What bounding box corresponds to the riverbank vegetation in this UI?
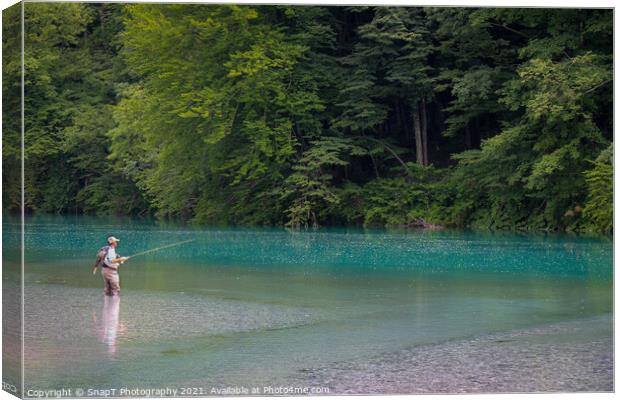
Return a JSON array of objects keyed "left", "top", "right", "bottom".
[{"left": 2, "top": 4, "right": 613, "bottom": 233}]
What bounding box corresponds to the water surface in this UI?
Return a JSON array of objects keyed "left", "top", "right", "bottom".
[{"left": 3, "top": 215, "right": 613, "bottom": 394}]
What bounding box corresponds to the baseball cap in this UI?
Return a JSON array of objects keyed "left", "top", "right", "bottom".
[{"left": 107, "top": 236, "right": 121, "bottom": 243}]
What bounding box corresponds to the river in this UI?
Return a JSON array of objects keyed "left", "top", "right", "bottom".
[{"left": 2, "top": 215, "right": 613, "bottom": 395}]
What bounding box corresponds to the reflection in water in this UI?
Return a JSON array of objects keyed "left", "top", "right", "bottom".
[{"left": 98, "top": 296, "right": 121, "bottom": 356}]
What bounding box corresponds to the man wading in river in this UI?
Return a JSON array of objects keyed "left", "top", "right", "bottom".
[{"left": 95, "top": 236, "right": 128, "bottom": 296}]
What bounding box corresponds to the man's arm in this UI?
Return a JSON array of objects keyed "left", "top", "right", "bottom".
[{"left": 103, "top": 250, "right": 127, "bottom": 268}]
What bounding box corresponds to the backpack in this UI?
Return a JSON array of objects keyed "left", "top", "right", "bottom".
[{"left": 94, "top": 245, "right": 110, "bottom": 269}]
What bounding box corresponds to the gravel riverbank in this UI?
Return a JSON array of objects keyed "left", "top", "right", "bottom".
[{"left": 287, "top": 314, "right": 613, "bottom": 394}]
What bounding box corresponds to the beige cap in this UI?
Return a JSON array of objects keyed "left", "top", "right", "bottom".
[{"left": 107, "top": 236, "right": 121, "bottom": 244}]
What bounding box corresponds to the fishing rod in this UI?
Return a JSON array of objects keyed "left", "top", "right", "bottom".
[
  {"left": 93, "top": 239, "right": 195, "bottom": 275},
  {"left": 124, "top": 239, "right": 196, "bottom": 260}
]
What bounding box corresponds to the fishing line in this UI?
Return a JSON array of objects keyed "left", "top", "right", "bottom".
[{"left": 125, "top": 239, "right": 195, "bottom": 259}]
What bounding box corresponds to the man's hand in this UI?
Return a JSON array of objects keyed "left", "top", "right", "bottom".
[
  {"left": 92, "top": 267, "right": 98, "bottom": 275},
  {"left": 119, "top": 257, "right": 129, "bottom": 264}
]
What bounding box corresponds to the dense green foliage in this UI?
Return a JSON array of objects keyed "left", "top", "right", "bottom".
[
  {"left": 3, "top": 3, "right": 147, "bottom": 215},
  {"left": 3, "top": 4, "right": 613, "bottom": 233}
]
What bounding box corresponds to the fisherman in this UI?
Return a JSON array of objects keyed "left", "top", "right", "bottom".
[{"left": 101, "top": 236, "right": 128, "bottom": 296}]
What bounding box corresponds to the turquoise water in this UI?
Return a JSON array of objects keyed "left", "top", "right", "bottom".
[{"left": 3, "top": 215, "right": 613, "bottom": 394}]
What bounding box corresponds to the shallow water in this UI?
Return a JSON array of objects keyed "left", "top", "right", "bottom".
[{"left": 3, "top": 215, "right": 613, "bottom": 394}]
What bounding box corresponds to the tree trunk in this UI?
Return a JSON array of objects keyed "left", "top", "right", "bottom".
[
  {"left": 369, "top": 153, "right": 380, "bottom": 178},
  {"left": 413, "top": 101, "right": 424, "bottom": 166},
  {"left": 421, "top": 98, "right": 428, "bottom": 166},
  {"left": 413, "top": 100, "right": 429, "bottom": 166},
  {"left": 465, "top": 122, "right": 472, "bottom": 149}
]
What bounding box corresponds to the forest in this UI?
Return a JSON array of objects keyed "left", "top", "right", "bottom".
[{"left": 2, "top": 3, "right": 613, "bottom": 233}]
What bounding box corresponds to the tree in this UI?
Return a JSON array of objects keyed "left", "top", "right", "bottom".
[
  {"left": 334, "top": 7, "right": 435, "bottom": 166},
  {"left": 448, "top": 9, "right": 612, "bottom": 230},
  {"left": 5, "top": 5, "right": 612, "bottom": 233},
  {"left": 583, "top": 144, "right": 613, "bottom": 233}
]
